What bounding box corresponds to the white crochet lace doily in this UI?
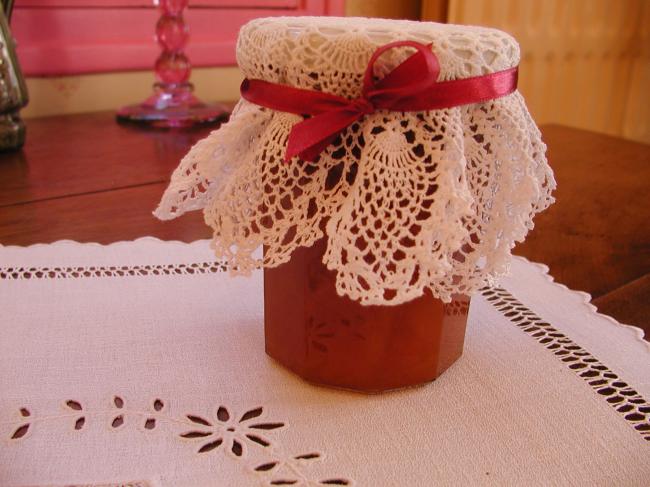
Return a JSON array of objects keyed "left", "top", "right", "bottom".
[{"left": 155, "top": 16, "right": 556, "bottom": 305}]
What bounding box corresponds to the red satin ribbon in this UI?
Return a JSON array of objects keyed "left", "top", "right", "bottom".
[{"left": 240, "top": 40, "right": 518, "bottom": 162}]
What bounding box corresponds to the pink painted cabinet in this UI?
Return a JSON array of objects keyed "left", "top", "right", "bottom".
[{"left": 12, "top": 0, "right": 345, "bottom": 75}]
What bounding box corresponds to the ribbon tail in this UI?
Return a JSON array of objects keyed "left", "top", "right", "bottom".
[
  {"left": 285, "top": 109, "right": 364, "bottom": 162},
  {"left": 295, "top": 135, "right": 340, "bottom": 163}
]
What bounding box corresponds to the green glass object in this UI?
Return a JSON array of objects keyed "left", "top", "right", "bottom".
[{"left": 0, "top": 0, "right": 28, "bottom": 151}]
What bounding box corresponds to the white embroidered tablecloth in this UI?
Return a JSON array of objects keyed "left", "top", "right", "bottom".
[{"left": 0, "top": 238, "right": 648, "bottom": 487}]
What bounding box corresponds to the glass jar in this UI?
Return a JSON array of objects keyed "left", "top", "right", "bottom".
[{"left": 264, "top": 238, "right": 470, "bottom": 393}]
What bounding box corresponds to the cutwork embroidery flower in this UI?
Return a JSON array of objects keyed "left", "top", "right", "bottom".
[
  {"left": 255, "top": 451, "right": 352, "bottom": 486},
  {"left": 180, "top": 405, "right": 284, "bottom": 457},
  {"left": 5, "top": 398, "right": 353, "bottom": 484}
]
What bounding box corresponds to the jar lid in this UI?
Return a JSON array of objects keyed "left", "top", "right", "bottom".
[
  {"left": 156, "top": 17, "right": 556, "bottom": 306},
  {"left": 236, "top": 16, "right": 520, "bottom": 97}
]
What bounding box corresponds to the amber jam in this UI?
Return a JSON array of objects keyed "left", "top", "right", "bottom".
[{"left": 264, "top": 238, "right": 470, "bottom": 393}]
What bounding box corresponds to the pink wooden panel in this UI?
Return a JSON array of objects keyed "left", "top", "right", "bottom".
[
  {"left": 12, "top": 0, "right": 345, "bottom": 76},
  {"left": 17, "top": 0, "right": 300, "bottom": 7}
]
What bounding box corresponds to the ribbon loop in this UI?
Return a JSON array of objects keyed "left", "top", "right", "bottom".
[
  {"left": 240, "top": 41, "right": 518, "bottom": 162},
  {"left": 363, "top": 41, "right": 440, "bottom": 101}
]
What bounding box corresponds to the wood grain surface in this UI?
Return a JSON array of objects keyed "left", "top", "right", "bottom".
[
  {"left": 0, "top": 112, "right": 648, "bottom": 335},
  {"left": 514, "top": 124, "right": 650, "bottom": 311}
]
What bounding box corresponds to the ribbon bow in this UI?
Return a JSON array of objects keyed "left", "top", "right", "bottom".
[{"left": 240, "top": 40, "right": 518, "bottom": 162}]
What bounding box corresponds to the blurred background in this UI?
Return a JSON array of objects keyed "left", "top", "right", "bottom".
[{"left": 12, "top": 0, "right": 650, "bottom": 144}]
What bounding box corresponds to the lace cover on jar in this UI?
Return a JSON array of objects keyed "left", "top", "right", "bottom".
[{"left": 155, "top": 17, "right": 556, "bottom": 305}]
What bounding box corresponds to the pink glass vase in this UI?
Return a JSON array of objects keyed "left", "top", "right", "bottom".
[{"left": 117, "top": 0, "right": 227, "bottom": 128}]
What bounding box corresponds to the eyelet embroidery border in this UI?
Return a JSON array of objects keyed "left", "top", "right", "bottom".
[
  {"left": 481, "top": 287, "right": 650, "bottom": 442},
  {"left": 33, "top": 482, "right": 153, "bottom": 487},
  {"left": 0, "top": 261, "right": 228, "bottom": 280},
  {"left": 1, "top": 261, "right": 646, "bottom": 456},
  {"left": 3, "top": 398, "right": 352, "bottom": 486}
]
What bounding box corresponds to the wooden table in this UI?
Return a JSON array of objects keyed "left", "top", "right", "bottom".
[{"left": 1, "top": 113, "right": 648, "bottom": 335}]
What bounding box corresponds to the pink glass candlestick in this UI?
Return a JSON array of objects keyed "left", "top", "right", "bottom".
[{"left": 117, "top": 0, "right": 227, "bottom": 128}]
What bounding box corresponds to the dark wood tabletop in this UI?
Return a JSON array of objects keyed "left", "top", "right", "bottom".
[{"left": 0, "top": 112, "right": 648, "bottom": 335}]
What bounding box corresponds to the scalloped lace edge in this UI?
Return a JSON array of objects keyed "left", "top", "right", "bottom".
[
  {"left": 0, "top": 236, "right": 212, "bottom": 251},
  {"left": 510, "top": 255, "right": 649, "bottom": 350}
]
